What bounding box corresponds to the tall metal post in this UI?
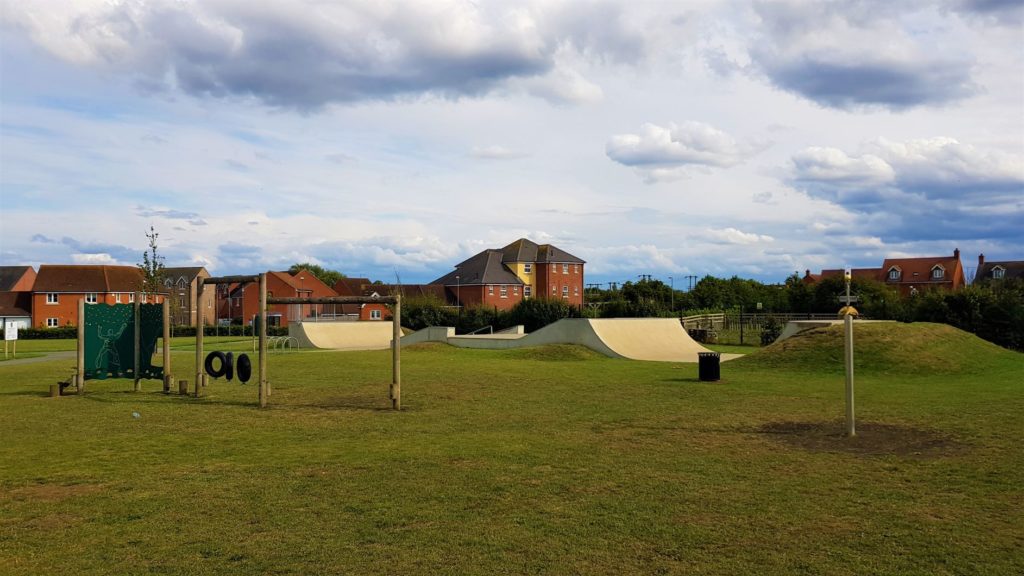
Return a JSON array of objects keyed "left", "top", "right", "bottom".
[
  {"left": 844, "top": 271, "right": 856, "bottom": 437},
  {"left": 258, "top": 272, "right": 268, "bottom": 408}
]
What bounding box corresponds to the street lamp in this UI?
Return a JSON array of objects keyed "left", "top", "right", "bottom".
[
  {"left": 669, "top": 276, "right": 674, "bottom": 312},
  {"left": 455, "top": 275, "right": 460, "bottom": 314}
]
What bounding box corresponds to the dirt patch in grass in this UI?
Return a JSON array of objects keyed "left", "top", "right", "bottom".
[
  {"left": 5, "top": 482, "right": 105, "bottom": 502},
  {"left": 507, "top": 344, "right": 604, "bottom": 361},
  {"left": 757, "top": 421, "right": 965, "bottom": 457}
]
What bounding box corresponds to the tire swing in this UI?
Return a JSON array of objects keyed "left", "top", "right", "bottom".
[
  {"left": 236, "top": 354, "right": 252, "bottom": 384},
  {"left": 204, "top": 351, "right": 234, "bottom": 380}
]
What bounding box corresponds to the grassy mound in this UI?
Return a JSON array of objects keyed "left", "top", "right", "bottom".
[
  {"left": 736, "top": 322, "right": 1022, "bottom": 376},
  {"left": 505, "top": 344, "right": 605, "bottom": 361}
]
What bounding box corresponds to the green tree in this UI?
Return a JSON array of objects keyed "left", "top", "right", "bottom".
[
  {"left": 288, "top": 263, "right": 345, "bottom": 287},
  {"left": 138, "top": 226, "right": 166, "bottom": 298}
]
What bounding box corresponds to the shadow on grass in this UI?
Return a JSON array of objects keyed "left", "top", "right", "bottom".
[{"left": 754, "top": 420, "right": 968, "bottom": 458}]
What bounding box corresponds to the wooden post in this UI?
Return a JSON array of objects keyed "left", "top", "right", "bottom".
[
  {"left": 77, "top": 298, "right": 86, "bottom": 394},
  {"left": 179, "top": 379, "right": 188, "bottom": 395},
  {"left": 49, "top": 384, "right": 59, "bottom": 397},
  {"left": 195, "top": 281, "right": 204, "bottom": 398},
  {"left": 258, "top": 272, "right": 268, "bottom": 408},
  {"left": 162, "top": 299, "right": 171, "bottom": 392},
  {"left": 133, "top": 294, "right": 141, "bottom": 391},
  {"left": 844, "top": 312, "right": 856, "bottom": 437},
  {"left": 392, "top": 294, "right": 401, "bottom": 410}
]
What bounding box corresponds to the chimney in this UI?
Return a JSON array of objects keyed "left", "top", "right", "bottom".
[
  {"left": 978, "top": 253, "right": 985, "bottom": 269},
  {"left": 954, "top": 247, "right": 960, "bottom": 260}
]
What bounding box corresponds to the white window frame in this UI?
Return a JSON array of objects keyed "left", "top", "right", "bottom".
[
  {"left": 993, "top": 266, "right": 1005, "bottom": 279},
  {"left": 141, "top": 294, "right": 148, "bottom": 303},
  {"left": 551, "top": 264, "right": 557, "bottom": 273},
  {"left": 513, "top": 285, "right": 519, "bottom": 295},
  {"left": 524, "top": 286, "right": 532, "bottom": 298},
  {"left": 47, "top": 318, "right": 58, "bottom": 328},
  {"left": 931, "top": 266, "right": 944, "bottom": 279},
  {"left": 85, "top": 293, "right": 97, "bottom": 304},
  {"left": 488, "top": 285, "right": 494, "bottom": 295},
  {"left": 370, "top": 309, "right": 382, "bottom": 320},
  {"left": 574, "top": 285, "right": 579, "bottom": 295},
  {"left": 562, "top": 285, "right": 569, "bottom": 298},
  {"left": 46, "top": 293, "right": 58, "bottom": 304},
  {"left": 574, "top": 264, "right": 579, "bottom": 273},
  {"left": 129, "top": 293, "right": 135, "bottom": 303},
  {"left": 888, "top": 267, "right": 900, "bottom": 281},
  {"left": 552, "top": 285, "right": 557, "bottom": 294},
  {"left": 524, "top": 263, "right": 532, "bottom": 274},
  {"left": 562, "top": 263, "right": 569, "bottom": 274},
  {"left": 115, "top": 293, "right": 122, "bottom": 303},
  {"left": 500, "top": 285, "right": 508, "bottom": 298}
]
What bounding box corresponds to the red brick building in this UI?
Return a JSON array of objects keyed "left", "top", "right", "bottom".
[
  {"left": 803, "top": 248, "right": 967, "bottom": 296},
  {"left": 31, "top": 265, "right": 165, "bottom": 328},
  {"left": 224, "top": 269, "right": 338, "bottom": 327},
  {"left": 432, "top": 238, "right": 586, "bottom": 311}
]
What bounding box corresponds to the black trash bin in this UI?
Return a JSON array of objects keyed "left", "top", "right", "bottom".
[{"left": 697, "top": 352, "right": 721, "bottom": 381}]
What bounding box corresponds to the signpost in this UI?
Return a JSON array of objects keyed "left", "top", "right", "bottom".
[
  {"left": 3, "top": 321, "right": 17, "bottom": 359},
  {"left": 842, "top": 269, "right": 855, "bottom": 437}
]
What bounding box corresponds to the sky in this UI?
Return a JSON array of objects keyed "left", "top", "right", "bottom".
[{"left": 1, "top": 0, "right": 1022, "bottom": 287}]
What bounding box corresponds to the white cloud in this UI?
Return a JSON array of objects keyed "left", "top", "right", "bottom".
[
  {"left": 704, "top": 227, "right": 774, "bottom": 245},
  {"left": 606, "top": 121, "right": 763, "bottom": 183},
  {"left": 469, "top": 145, "right": 529, "bottom": 160}
]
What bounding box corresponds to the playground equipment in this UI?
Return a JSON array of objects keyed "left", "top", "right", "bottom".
[
  {"left": 195, "top": 273, "right": 403, "bottom": 409},
  {"left": 72, "top": 296, "right": 172, "bottom": 394}
]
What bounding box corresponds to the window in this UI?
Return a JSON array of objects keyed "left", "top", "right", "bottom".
[
  {"left": 47, "top": 318, "right": 58, "bottom": 327},
  {"left": 525, "top": 286, "right": 531, "bottom": 298},
  {"left": 563, "top": 263, "right": 569, "bottom": 274},
  {"left": 574, "top": 264, "right": 579, "bottom": 273},
  {"left": 888, "top": 268, "right": 900, "bottom": 281},
  {"left": 179, "top": 297, "right": 186, "bottom": 307},
  {"left": 46, "top": 293, "right": 58, "bottom": 304},
  {"left": 552, "top": 264, "right": 557, "bottom": 273},
  {"left": 524, "top": 263, "right": 532, "bottom": 274},
  {"left": 993, "top": 267, "right": 1005, "bottom": 279},
  {"left": 574, "top": 285, "right": 579, "bottom": 295},
  {"left": 129, "top": 293, "right": 135, "bottom": 303},
  {"left": 500, "top": 285, "right": 508, "bottom": 298},
  {"left": 85, "top": 293, "right": 97, "bottom": 304},
  {"left": 141, "top": 294, "right": 148, "bottom": 303},
  {"left": 370, "top": 309, "right": 382, "bottom": 320},
  {"left": 562, "top": 285, "right": 568, "bottom": 298},
  {"left": 931, "top": 266, "right": 944, "bottom": 279},
  {"left": 552, "top": 285, "right": 557, "bottom": 294},
  {"left": 115, "top": 293, "right": 122, "bottom": 303},
  {"left": 488, "top": 285, "right": 494, "bottom": 295},
  {"left": 164, "top": 279, "right": 172, "bottom": 287}
]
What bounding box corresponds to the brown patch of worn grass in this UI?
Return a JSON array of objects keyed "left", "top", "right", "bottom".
[{"left": 757, "top": 421, "right": 966, "bottom": 457}]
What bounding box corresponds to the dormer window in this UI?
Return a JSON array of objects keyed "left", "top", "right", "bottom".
[
  {"left": 992, "top": 266, "right": 1005, "bottom": 279},
  {"left": 887, "top": 267, "right": 901, "bottom": 281},
  {"left": 164, "top": 279, "right": 172, "bottom": 287},
  {"left": 931, "top": 266, "right": 945, "bottom": 280}
]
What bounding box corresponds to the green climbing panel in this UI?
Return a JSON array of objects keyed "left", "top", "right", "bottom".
[{"left": 83, "top": 304, "right": 164, "bottom": 381}]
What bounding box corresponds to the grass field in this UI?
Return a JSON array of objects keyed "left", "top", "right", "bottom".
[{"left": 0, "top": 323, "right": 1021, "bottom": 575}]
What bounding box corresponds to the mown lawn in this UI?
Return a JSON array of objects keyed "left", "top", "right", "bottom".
[{"left": 0, "top": 324, "right": 1021, "bottom": 575}]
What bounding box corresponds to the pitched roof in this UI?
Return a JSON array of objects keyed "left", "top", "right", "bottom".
[
  {"left": 818, "top": 268, "right": 883, "bottom": 282},
  {"left": 976, "top": 260, "right": 1024, "bottom": 281},
  {"left": 881, "top": 253, "right": 962, "bottom": 284},
  {"left": 163, "top": 267, "right": 207, "bottom": 282},
  {"left": 433, "top": 250, "right": 523, "bottom": 286},
  {"left": 0, "top": 291, "right": 31, "bottom": 317},
  {"left": 334, "top": 277, "right": 372, "bottom": 296},
  {"left": 501, "top": 238, "right": 540, "bottom": 262},
  {"left": 537, "top": 243, "right": 585, "bottom": 264},
  {"left": 34, "top": 265, "right": 145, "bottom": 293},
  {"left": 0, "top": 267, "right": 34, "bottom": 291}
]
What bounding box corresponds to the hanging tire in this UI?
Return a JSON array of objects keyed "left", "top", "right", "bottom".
[
  {"left": 204, "top": 351, "right": 227, "bottom": 379},
  {"left": 224, "top": 352, "right": 234, "bottom": 381},
  {"left": 236, "top": 354, "right": 252, "bottom": 383}
]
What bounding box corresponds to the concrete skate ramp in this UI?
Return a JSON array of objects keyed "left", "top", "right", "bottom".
[
  {"left": 776, "top": 319, "right": 896, "bottom": 343},
  {"left": 289, "top": 321, "right": 394, "bottom": 351},
  {"left": 404, "top": 318, "right": 722, "bottom": 362}
]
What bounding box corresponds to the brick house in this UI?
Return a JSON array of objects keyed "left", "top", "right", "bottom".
[
  {"left": 31, "top": 265, "right": 165, "bottom": 328},
  {"left": 803, "top": 249, "right": 966, "bottom": 297},
  {"left": 0, "top": 266, "right": 37, "bottom": 292},
  {"left": 162, "top": 267, "right": 215, "bottom": 326},
  {"left": 974, "top": 254, "right": 1024, "bottom": 284},
  {"left": 225, "top": 270, "right": 338, "bottom": 327},
  {"left": 432, "top": 238, "right": 586, "bottom": 311}
]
